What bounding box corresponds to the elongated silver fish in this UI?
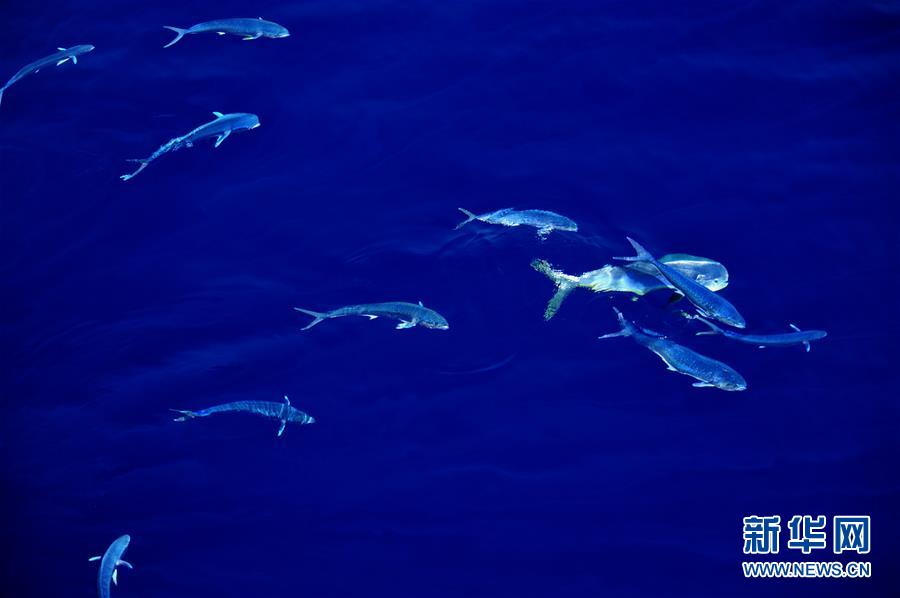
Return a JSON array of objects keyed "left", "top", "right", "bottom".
[
  {"left": 689, "top": 314, "right": 826, "bottom": 352},
  {"left": 455, "top": 207, "right": 577, "bottom": 238},
  {"left": 89, "top": 534, "right": 133, "bottom": 598},
  {"left": 120, "top": 111, "right": 260, "bottom": 181},
  {"left": 0, "top": 45, "right": 94, "bottom": 109},
  {"left": 294, "top": 301, "right": 449, "bottom": 331},
  {"left": 599, "top": 307, "right": 746, "bottom": 391},
  {"left": 163, "top": 17, "right": 290, "bottom": 48},
  {"left": 615, "top": 237, "right": 746, "bottom": 328},
  {"left": 172, "top": 395, "right": 315, "bottom": 437},
  {"left": 532, "top": 254, "right": 728, "bottom": 320}
]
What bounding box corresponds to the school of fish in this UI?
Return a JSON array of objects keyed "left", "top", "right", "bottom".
[{"left": 1, "top": 12, "right": 827, "bottom": 598}]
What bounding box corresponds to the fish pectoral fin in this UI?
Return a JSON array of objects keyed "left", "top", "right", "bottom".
[
  {"left": 692, "top": 382, "right": 714, "bottom": 388},
  {"left": 758, "top": 345, "right": 765, "bottom": 349},
  {"left": 243, "top": 34, "right": 262, "bottom": 40},
  {"left": 112, "top": 569, "right": 118, "bottom": 585},
  {"left": 213, "top": 111, "right": 224, "bottom": 118},
  {"left": 57, "top": 47, "right": 67, "bottom": 51},
  {"left": 88, "top": 556, "right": 102, "bottom": 562},
  {"left": 789, "top": 323, "right": 801, "bottom": 332},
  {"left": 117, "top": 559, "right": 133, "bottom": 569},
  {"left": 364, "top": 315, "right": 378, "bottom": 320},
  {"left": 277, "top": 420, "right": 287, "bottom": 437},
  {"left": 72, "top": 55, "right": 77, "bottom": 65},
  {"left": 396, "top": 320, "right": 416, "bottom": 330},
  {"left": 217, "top": 32, "right": 226, "bottom": 35},
  {"left": 214, "top": 130, "right": 231, "bottom": 148},
  {"left": 804, "top": 341, "right": 810, "bottom": 353},
  {"left": 56, "top": 58, "right": 70, "bottom": 66}
]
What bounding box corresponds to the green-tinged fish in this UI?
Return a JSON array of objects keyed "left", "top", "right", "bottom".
[
  {"left": 0, "top": 45, "right": 95, "bottom": 109},
  {"left": 120, "top": 111, "right": 260, "bottom": 181},
  {"left": 455, "top": 207, "right": 577, "bottom": 238},
  {"left": 688, "top": 314, "right": 826, "bottom": 352},
  {"left": 89, "top": 535, "right": 132, "bottom": 598},
  {"left": 163, "top": 18, "right": 290, "bottom": 48},
  {"left": 531, "top": 254, "right": 728, "bottom": 320},
  {"left": 294, "top": 301, "right": 449, "bottom": 331},
  {"left": 615, "top": 237, "right": 747, "bottom": 328},
  {"left": 599, "top": 307, "right": 747, "bottom": 391},
  {"left": 172, "top": 395, "right": 315, "bottom": 437}
]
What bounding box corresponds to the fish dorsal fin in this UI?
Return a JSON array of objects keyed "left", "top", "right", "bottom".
[
  {"left": 57, "top": 47, "right": 67, "bottom": 51},
  {"left": 641, "top": 327, "right": 665, "bottom": 338},
  {"left": 418, "top": 300, "right": 424, "bottom": 307},
  {"left": 259, "top": 16, "right": 263, "bottom": 20},
  {"left": 112, "top": 569, "right": 118, "bottom": 585},
  {"left": 789, "top": 323, "right": 801, "bottom": 332},
  {"left": 213, "top": 111, "right": 224, "bottom": 118},
  {"left": 283, "top": 395, "right": 290, "bottom": 406},
  {"left": 493, "top": 208, "right": 515, "bottom": 216}
]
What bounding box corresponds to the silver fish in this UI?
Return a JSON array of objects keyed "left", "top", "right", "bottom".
[
  {"left": 615, "top": 237, "right": 746, "bottom": 328},
  {"left": 172, "top": 395, "right": 315, "bottom": 437},
  {"left": 532, "top": 253, "right": 728, "bottom": 320},
  {"left": 120, "top": 111, "right": 260, "bottom": 181},
  {"left": 599, "top": 307, "right": 747, "bottom": 391},
  {"left": 89, "top": 534, "right": 133, "bottom": 598},
  {"left": 0, "top": 45, "right": 95, "bottom": 109},
  {"left": 689, "top": 314, "right": 826, "bottom": 352},
  {"left": 294, "top": 301, "right": 449, "bottom": 331},
  {"left": 455, "top": 207, "right": 577, "bottom": 238},
  {"left": 163, "top": 17, "right": 290, "bottom": 48}
]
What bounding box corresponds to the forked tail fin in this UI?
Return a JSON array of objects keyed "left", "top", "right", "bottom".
[
  {"left": 614, "top": 237, "right": 656, "bottom": 263},
  {"left": 163, "top": 26, "right": 189, "bottom": 48},
  {"left": 120, "top": 159, "right": 149, "bottom": 182},
  {"left": 454, "top": 208, "right": 478, "bottom": 230},
  {"left": 531, "top": 259, "right": 579, "bottom": 321},
  {"left": 170, "top": 409, "right": 199, "bottom": 422},
  {"left": 294, "top": 307, "right": 328, "bottom": 330},
  {"left": 598, "top": 307, "right": 637, "bottom": 340}
]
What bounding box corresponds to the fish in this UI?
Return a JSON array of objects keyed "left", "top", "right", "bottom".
[
  {"left": 598, "top": 307, "right": 747, "bottom": 391},
  {"left": 615, "top": 237, "right": 746, "bottom": 328},
  {"left": 172, "top": 395, "right": 315, "bottom": 437},
  {"left": 294, "top": 301, "right": 449, "bottom": 331},
  {"left": 120, "top": 111, "right": 260, "bottom": 181},
  {"left": 0, "top": 45, "right": 95, "bottom": 109},
  {"left": 89, "top": 534, "right": 133, "bottom": 598},
  {"left": 455, "top": 208, "right": 577, "bottom": 238},
  {"left": 532, "top": 253, "right": 729, "bottom": 320},
  {"left": 688, "top": 314, "right": 826, "bottom": 352},
  {"left": 163, "top": 17, "right": 290, "bottom": 48}
]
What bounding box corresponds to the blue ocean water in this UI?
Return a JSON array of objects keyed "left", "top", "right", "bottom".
[{"left": 2, "top": 1, "right": 898, "bottom": 596}]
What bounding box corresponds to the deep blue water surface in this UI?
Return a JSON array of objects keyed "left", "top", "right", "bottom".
[{"left": 2, "top": 1, "right": 898, "bottom": 596}]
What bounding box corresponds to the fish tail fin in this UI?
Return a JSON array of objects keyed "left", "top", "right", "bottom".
[
  {"left": 163, "top": 26, "right": 188, "bottom": 48},
  {"left": 170, "top": 408, "right": 199, "bottom": 422},
  {"left": 531, "top": 259, "right": 578, "bottom": 320},
  {"left": 454, "top": 208, "right": 478, "bottom": 230},
  {"left": 598, "top": 307, "right": 636, "bottom": 340},
  {"left": 120, "top": 159, "right": 149, "bottom": 182},
  {"left": 691, "top": 314, "right": 723, "bottom": 336},
  {"left": 294, "top": 307, "right": 328, "bottom": 330},
  {"left": 0, "top": 86, "right": 5, "bottom": 109},
  {"left": 614, "top": 237, "right": 655, "bottom": 263}
]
